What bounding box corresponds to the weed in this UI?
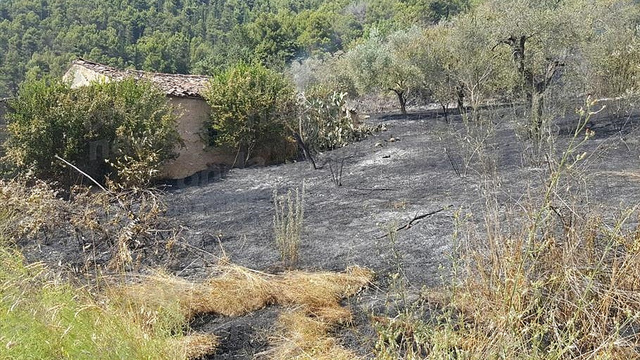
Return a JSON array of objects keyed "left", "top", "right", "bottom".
[
  {"left": 273, "top": 184, "right": 305, "bottom": 269},
  {"left": 329, "top": 157, "right": 346, "bottom": 186}
]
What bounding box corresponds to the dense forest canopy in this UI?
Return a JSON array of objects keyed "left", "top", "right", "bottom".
[{"left": 0, "top": 0, "right": 470, "bottom": 98}]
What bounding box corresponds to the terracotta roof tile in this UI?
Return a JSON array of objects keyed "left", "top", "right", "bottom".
[{"left": 71, "top": 59, "right": 209, "bottom": 98}]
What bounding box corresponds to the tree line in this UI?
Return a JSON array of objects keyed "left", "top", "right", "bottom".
[
  {"left": 294, "top": 0, "right": 640, "bottom": 141},
  {"left": 0, "top": 0, "right": 469, "bottom": 97}
]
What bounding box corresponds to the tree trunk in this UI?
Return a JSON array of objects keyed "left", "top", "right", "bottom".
[
  {"left": 498, "top": 35, "right": 563, "bottom": 141},
  {"left": 391, "top": 89, "right": 407, "bottom": 115},
  {"left": 292, "top": 131, "right": 316, "bottom": 170},
  {"left": 530, "top": 91, "right": 544, "bottom": 141},
  {"left": 441, "top": 103, "right": 449, "bottom": 123},
  {"left": 456, "top": 84, "right": 465, "bottom": 115}
]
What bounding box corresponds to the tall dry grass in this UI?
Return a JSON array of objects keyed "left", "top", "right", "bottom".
[
  {"left": 374, "top": 98, "right": 640, "bottom": 359},
  {"left": 273, "top": 185, "right": 305, "bottom": 268}
]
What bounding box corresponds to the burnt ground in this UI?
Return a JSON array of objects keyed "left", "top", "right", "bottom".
[
  {"left": 18, "top": 102, "right": 640, "bottom": 359},
  {"left": 159, "top": 103, "right": 640, "bottom": 358}
]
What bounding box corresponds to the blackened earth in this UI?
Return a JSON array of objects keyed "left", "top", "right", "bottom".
[{"left": 21, "top": 104, "right": 640, "bottom": 358}]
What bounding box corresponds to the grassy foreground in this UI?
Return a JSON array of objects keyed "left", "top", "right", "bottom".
[
  {"left": 0, "top": 242, "right": 373, "bottom": 359},
  {"left": 0, "top": 180, "right": 376, "bottom": 359},
  {"left": 0, "top": 245, "right": 194, "bottom": 359}
]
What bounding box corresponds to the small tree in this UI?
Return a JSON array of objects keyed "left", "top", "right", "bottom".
[
  {"left": 426, "top": 16, "right": 514, "bottom": 123},
  {"left": 4, "top": 77, "right": 181, "bottom": 187},
  {"left": 346, "top": 27, "right": 426, "bottom": 114},
  {"left": 204, "top": 62, "right": 298, "bottom": 165}
]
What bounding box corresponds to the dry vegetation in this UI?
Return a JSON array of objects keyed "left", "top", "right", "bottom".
[
  {"left": 373, "top": 208, "right": 640, "bottom": 359},
  {"left": 0, "top": 178, "right": 179, "bottom": 271},
  {"left": 371, "top": 101, "right": 640, "bottom": 359},
  {"left": 116, "top": 263, "right": 373, "bottom": 358},
  {"left": 273, "top": 185, "right": 305, "bottom": 269},
  {"left": 0, "top": 177, "right": 374, "bottom": 359}
]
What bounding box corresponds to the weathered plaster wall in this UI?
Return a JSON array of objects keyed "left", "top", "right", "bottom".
[{"left": 161, "top": 97, "right": 235, "bottom": 179}]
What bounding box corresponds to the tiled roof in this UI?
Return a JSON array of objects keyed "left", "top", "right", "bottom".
[{"left": 71, "top": 59, "right": 209, "bottom": 98}]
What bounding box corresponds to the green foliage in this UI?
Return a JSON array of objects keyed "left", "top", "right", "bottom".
[
  {"left": 299, "top": 89, "right": 369, "bottom": 152},
  {"left": 345, "top": 26, "right": 428, "bottom": 113},
  {"left": 0, "top": 245, "right": 187, "bottom": 359},
  {"left": 394, "top": 0, "right": 471, "bottom": 25},
  {"left": 205, "top": 62, "right": 298, "bottom": 164},
  {"left": 247, "top": 12, "right": 302, "bottom": 69},
  {"left": 0, "top": 0, "right": 441, "bottom": 98},
  {"left": 4, "top": 77, "right": 180, "bottom": 187}
]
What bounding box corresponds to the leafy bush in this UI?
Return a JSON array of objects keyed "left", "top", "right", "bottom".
[
  {"left": 3, "top": 77, "right": 181, "bottom": 187},
  {"left": 204, "top": 62, "right": 298, "bottom": 165}
]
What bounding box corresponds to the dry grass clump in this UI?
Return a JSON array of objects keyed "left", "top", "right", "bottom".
[
  {"left": 266, "top": 267, "right": 373, "bottom": 359},
  {"left": 0, "top": 179, "right": 64, "bottom": 238},
  {"left": 170, "top": 333, "right": 220, "bottom": 359},
  {"left": 269, "top": 310, "right": 361, "bottom": 360},
  {"left": 374, "top": 210, "right": 640, "bottom": 359},
  {"left": 115, "top": 265, "right": 373, "bottom": 320},
  {"left": 114, "top": 264, "right": 373, "bottom": 359}
]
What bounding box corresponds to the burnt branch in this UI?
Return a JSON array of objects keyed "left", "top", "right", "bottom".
[{"left": 377, "top": 205, "right": 452, "bottom": 239}]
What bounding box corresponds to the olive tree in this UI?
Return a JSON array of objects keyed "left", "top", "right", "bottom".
[
  {"left": 422, "top": 18, "right": 513, "bottom": 123},
  {"left": 345, "top": 27, "right": 426, "bottom": 114},
  {"left": 577, "top": 0, "right": 640, "bottom": 117},
  {"left": 464, "top": 0, "right": 583, "bottom": 139}
]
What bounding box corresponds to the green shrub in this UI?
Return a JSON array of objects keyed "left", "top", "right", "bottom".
[
  {"left": 3, "top": 77, "right": 181, "bottom": 188},
  {"left": 204, "top": 62, "right": 298, "bottom": 165}
]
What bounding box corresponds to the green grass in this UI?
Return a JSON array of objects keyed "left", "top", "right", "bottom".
[
  {"left": 0, "top": 198, "right": 195, "bottom": 360},
  {"left": 0, "top": 245, "right": 190, "bottom": 359}
]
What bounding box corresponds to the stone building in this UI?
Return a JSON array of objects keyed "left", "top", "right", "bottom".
[{"left": 64, "top": 59, "right": 234, "bottom": 180}]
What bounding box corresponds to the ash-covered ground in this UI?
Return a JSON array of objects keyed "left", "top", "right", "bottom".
[{"left": 20, "top": 104, "right": 640, "bottom": 358}]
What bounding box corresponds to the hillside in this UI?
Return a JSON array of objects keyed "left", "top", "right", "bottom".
[
  {"left": 13, "top": 103, "right": 640, "bottom": 358},
  {"left": 0, "top": 0, "right": 467, "bottom": 97},
  {"left": 3, "top": 0, "right": 640, "bottom": 358}
]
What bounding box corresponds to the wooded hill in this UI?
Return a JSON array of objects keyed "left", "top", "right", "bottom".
[{"left": 0, "top": 0, "right": 469, "bottom": 97}]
